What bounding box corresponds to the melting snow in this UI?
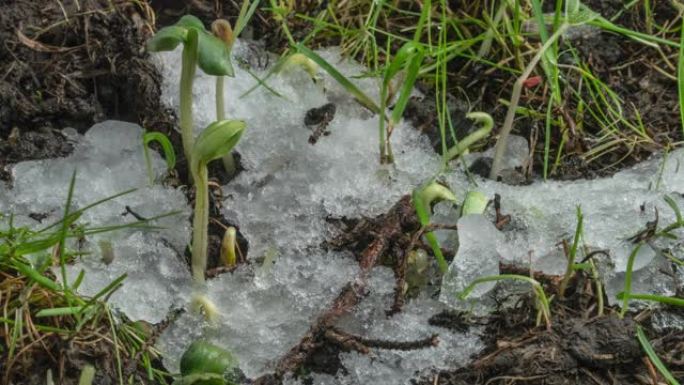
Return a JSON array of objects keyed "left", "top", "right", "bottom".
[{"left": 1, "top": 37, "right": 683, "bottom": 384}]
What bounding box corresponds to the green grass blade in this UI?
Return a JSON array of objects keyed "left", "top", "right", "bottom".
[
  {"left": 636, "top": 326, "right": 681, "bottom": 385},
  {"left": 389, "top": 44, "right": 425, "bottom": 126},
  {"left": 679, "top": 16, "right": 684, "bottom": 138},
  {"left": 617, "top": 293, "right": 684, "bottom": 308},
  {"left": 234, "top": 0, "right": 261, "bottom": 38},
  {"left": 530, "top": 0, "right": 560, "bottom": 104},
  {"left": 620, "top": 242, "right": 643, "bottom": 317},
  {"left": 144, "top": 132, "right": 176, "bottom": 171},
  {"left": 10, "top": 260, "right": 60, "bottom": 291},
  {"left": 296, "top": 44, "right": 380, "bottom": 113},
  {"left": 664, "top": 195, "right": 683, "bottom": 224},
  {"left": 36, "top": 306, "right": 85, "bottom": 318}
]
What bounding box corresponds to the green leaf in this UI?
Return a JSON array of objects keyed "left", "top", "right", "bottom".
[
  {"left": 192, "top": 120, "right": 245, "bottom": 168},
  {"left": 36, "top": 306, "right": 84, "bottom": 318},
  {"left": 234, "top": 0, "right": 261, "bottom": 38},
  {"left": 147, "top": 15, "right": 234, "bottom": 77},
  {"left": 147, "top": 26, "right": 187, "bottom": 52},
  {"left": 176, "top": 15, "right": 206, "bottom": 30},
  {"left": 179, "top": 340, "right": 238, "bottom": 385},
  {"left": 197, "top": 32, "right": 235, "bottom": 77}
]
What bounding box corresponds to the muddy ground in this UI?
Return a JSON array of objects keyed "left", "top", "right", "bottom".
[{"left": 1, "top": 0, "right": 683, "bottom": 384}]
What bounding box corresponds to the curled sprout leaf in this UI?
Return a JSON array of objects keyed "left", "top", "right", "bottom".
[
  {"left": 143, "top": 131, "right": 176, "bottom": 184},
  {"left": 147, "top": 15, "right": 234, "bottom": 77},
  {"left": 444, "top": 112, "right": 493, "bottom": 164},
  {"left": 211, "top": 19, "right": 235, "bottom": 48},
  {"left": 413, "top": 181, "right": 457, "bottom": 225},
  {"left": 412, "top": 180, "right": 457, "bottom": 273}
]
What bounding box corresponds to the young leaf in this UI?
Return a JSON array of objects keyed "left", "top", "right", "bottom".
[
  {"left": 147, "top": 26, "right": 188, "bottom": 52},
  {"left": 197, "top": 31, "right": 234, "bottom": 76},
  {"left": 192, "top": 120, "right": 246, "bottom": 167},
  {"left": 175, "top": 15, "right": 204, "bottom": 29}
]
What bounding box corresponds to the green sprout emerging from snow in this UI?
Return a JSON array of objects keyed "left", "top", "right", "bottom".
[
  {"left": 459, "top": 274, "right": 552, "bottom": 329},
  {"left": 412, "top": 180, "right": 457, "bottom": 273},
  {"left": 189, "top": 120, "right": 244, "bottom": 321},
  {"left": 147, "top": 15, "right": 235, "bottom": 170},
  {"left": 221, "top": 226, "right": 238, "bottom": 267}
]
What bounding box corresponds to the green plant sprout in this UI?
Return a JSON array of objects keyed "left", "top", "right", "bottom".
[
  {"left": 189, "top": 120, "right": 245, "bottom": 319},
  {"left": 458, "top": 274, "right": 552, "bottom": 329},
  {"left": 212, "top": 1, "right": 260, "bottom": 176},
  {"left": 221, "top": 226, "right": 238, "bottom": 267},
  {"left": 379, "top": 40, "right": 425, "bottom": 164},
  {"left": 212, "top": 19, "right": 239, "bottom": 178},
  {"left": 636, "top": 326, "right": 681, "bottom": 385},
  {"left": 559, "top": 206, "right": 583, "bottom": 297},
  {"left": 178, "top": 340, "right": 239, "bottom": 385},
  {"left": 142, "top": 131, "right": 176, "bottom": 185},
  {"left": 412, "top": 180, "right": 457, "bottom": 273},
  {"left": 459, "top": 191, "right": 487, "bottom": 217},
  {"left": 442, "top": 112, "right": 494, "bottom": 166},
  {"left": 147, "top": 15, "right": 235, "bottom": 170}
]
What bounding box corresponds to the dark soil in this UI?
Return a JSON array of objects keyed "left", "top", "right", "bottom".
[{"left": 420, "top": 312, "right": 656, "bottom": 385}]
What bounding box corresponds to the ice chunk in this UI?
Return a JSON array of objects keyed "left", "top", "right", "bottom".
[
  {"left": 157, "top": 251, "right": 359, "bottom": 378},
  {"left": 2, "top": 121, "right": 191, "bottom": 324},
  {"left": 465, "top": 134, "right": 529, "bottom": 171},
  {"left": 440, "top": 215, "right": 502, "bottom": 309}
]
